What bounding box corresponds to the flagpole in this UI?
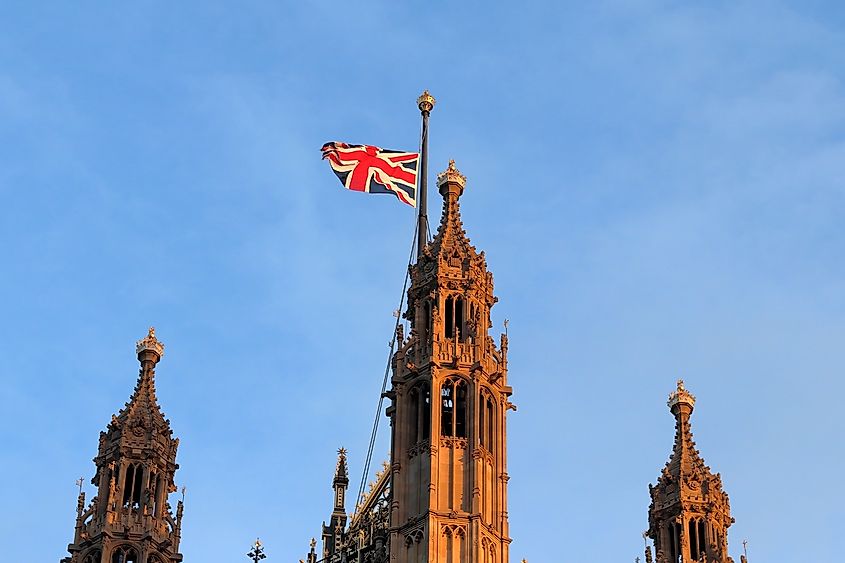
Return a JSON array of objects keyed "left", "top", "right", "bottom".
[{"left": 416, "top": 91, "right": 435, "bottom": 258}]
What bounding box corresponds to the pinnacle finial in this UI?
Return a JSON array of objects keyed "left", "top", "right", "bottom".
[
  {"left": 334, "top": 447, "right": 349, "bottom": 483},
  {"left": 136, "top": 326, "right": 164, "bottom": 359},
  {"left": 667, "top": 379, "right": 695, "bottom": 411},
  {"left": 417, "top": 90, "right": 435, "bottom": 113},
  {"left": 437, "top": 159, "right": 467, "bottom": 190}
]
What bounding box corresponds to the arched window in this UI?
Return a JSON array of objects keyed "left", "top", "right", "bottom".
[
  {"left": 441, "top": 379, "right": 467, "bottom": 438},
  {"left": 668, "top": 521, "right": 682, "bottom": 562},
  {"left": 689, "top": 519, "right": 698, "bottom": 560},
  {"left": 82, "top": 549, "right": 102, "bottom": 563},
  {"left": 455, "top": 381, "right": 467, "bottom": 437},
  {"left": 122, "top": 464, "right": 134, "bottom": 506},
  {"left": 478, "top": 393, "right": 493, "bottom": 453},
  {"left": 111, "top": 546, "right": 138, "bottom": 563},
  {"left": 455, "top": 297, "right": 465, "bottom": 341},
  {"left": 420, "top": 383, "right": 431, "bottom": 438},
  {"left": 409, "top": 387, "right": 420, "bottom": 443},
  {"left": 409, "top": 383, "right": 432, "bottom": 445},
  {"left": 122, "top": 464, "right": 144, "bottom": 508},
  {"left": 151, "top": 472, "right": 161, "bottom": 515},
  {"left": 688, "top": 518, "right": 707, "bottom": 560},
  {"left": 441, "top": 383, "right": 453, "bottom": 436},
  {"left": 445, "top": 296, "right": 454, "bottom": 338},
  {"left": 479, "top": 392, "right": 495, "bottom": 451},
  {"left": 422, "top": 301, "right": 431, "bottom": 344}
]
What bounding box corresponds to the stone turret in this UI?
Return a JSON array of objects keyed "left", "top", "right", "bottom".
[
  {"left": 61, "top": 328, "right": 184, "bottom": 563},
  {"left": 647, "top": 380, "right": 735, "bottom": 563},
  {"left": 321, "top": 448, "right": 349, "bottom": 561},
  {"left": 388, "top": 159, "right": 513, "bottom": 563}
]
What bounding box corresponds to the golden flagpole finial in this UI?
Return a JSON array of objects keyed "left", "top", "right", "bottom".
[{"left": 417, "top": 90, "right": 436, "bottom": 113}]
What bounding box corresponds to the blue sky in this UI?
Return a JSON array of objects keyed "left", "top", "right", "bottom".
[{"left": 1, "top": 1, "right": 843, "bottom": 561}]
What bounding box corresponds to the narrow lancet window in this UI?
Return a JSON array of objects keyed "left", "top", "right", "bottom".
[
  {"left": 112, "top": 546, "right": 139, "bottom": 563},
  {"left": 479, "top": 394, "right": 486, "bottom": 448},
  {"left": 486, "top": 397, "right": 494, "bottom": 452},
  {"left": 455, "top": 297, "right": 465, "bottom": 341},
  {"left": 421, "top": 383, "right": 431, "bottom": 438},
  {"left": 441, "top": 378, "right": 468, "bottom": 438},
  {"left": 445, "top": 296, "right": 454, "bottom": 338},
  {"left": 455, "top": 380, "right": 467, "bottom": 437},
  {"left": 422, "top": 301, "right": 431, "bottom": 344},
  {"left": 131, "top": 465, "right": 143, "bottom": 506},
  {"left": 441, "top": 383, "right": 454, "bottom": 436},
  {"left": 122, "top": 465, "right": 135, "bottom": 506},
  {"left": 410, "top": 387, "right": 420, "bottom": 443}
]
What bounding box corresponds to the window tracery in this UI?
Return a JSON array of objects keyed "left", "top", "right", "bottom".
[
  {"left": 441, "top": 378, "right": 467, "bottom": 438},
  {"left": 110, "top": 545, "right": 138, "bottom": 563}
]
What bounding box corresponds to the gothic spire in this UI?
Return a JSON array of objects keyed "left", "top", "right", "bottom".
[
  {"left": 113, "top": 327, "right": 171, "bottom": 436},
  {"left": 661, "top": 380, "right": 709, "bottom": 484},
  {"left": 61, "top": 328, "right": 183, "bottom": 563},
  {"left": 647, "top": 380, "right": 734, "bottom": 563},
  {"left": 334, "top": 447, "right": 349, "bottom": 488},
  {"left": 322, "top": 448, "right": 350, "bottom": 561},
  {"left": 426, "top": 159, "right": 475, "bottom": 259},
  {"left": 389, "top": 156, "right": 513, "bottom": 563}
]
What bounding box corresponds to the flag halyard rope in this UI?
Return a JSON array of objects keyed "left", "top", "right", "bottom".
[{"left": 355, "top": 220, "right": 419, "bottom": 510}]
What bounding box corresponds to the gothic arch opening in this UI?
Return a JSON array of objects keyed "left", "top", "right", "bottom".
[
  {"left": 122, "top": 463, "right": 144, "bottom": 508},
  {"left": 111, "top": 545, "right": 138, "bottom": 563},
  {"left": 689, "top": 518, "right": 707, "bottom": 560},
  {"left": 420, "top": 383, "right": 431, "bottom": 439},
  {"left": 455, "top": 297, "right": 464, "bottom": 342},
  {"left": 410, "top": 387, "right": 420, "bottom": 443},
  {"left": 469, "top": 302, "right": 477, "bottom": 340},
  {"left": 422, "top": 300, "right": 431, "bottom": 345},
  {"left": 667, "top": 521, "right": 682, "bottom": 562},
  {"left": 479, "top": 391, "right": 495, "bottom": 452},
  {"left": 445, "top": 296, "right": 454, "bottom": 338},
  {"left": 441, "top": 378, "right": 467, "bottom": 438},
  {"left": 409, "top": 383, "right": 432, "bottom": 445},
  {"left": 122, "top": 464, "right": 134, "bottom": 506},
  {"left": 82, "top": 549, "right": 102, "bottom": 563}
]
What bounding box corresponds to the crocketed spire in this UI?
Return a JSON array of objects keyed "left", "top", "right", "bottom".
[
  {"left": 427, "top": 159, "right": 476, "bottom": 260},
  {"left": 334, "top": 447, "right": 349, "bottom": 487},
  {"left": 388, "top": 155, "right": 513, "bottom": 563},
  {"left": 661, "top": 380, "right": 709, "bottom": 485},
  {"left": 62, "top": 328, "right": 183, "bottom": 563},
  {"left": 112, "top": 328, "right": 171, "bottom": 437},
  {"left": 647, "top": 380, "right": 734, "bottom": 563}
]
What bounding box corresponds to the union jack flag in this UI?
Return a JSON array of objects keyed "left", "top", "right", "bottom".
[{"left": 321, "top": 142, "right": 419, "bottom": 207}]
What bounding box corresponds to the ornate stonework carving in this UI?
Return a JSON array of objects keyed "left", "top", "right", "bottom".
[
  {"left": 667, "top": 378, "right": 695, "bottom": 410},
  {"left": 135, "top": 326, "right": 164, "bottom": 358},
  {"left": 299, "top": 142, "right": 538, "bottom": 563},
  {"left": 61, "top": 329, "right": 183, "bottom": 563},
  {"left": 437, "top": 160, "right": 467, "bottom": 189},
  {"left": 647, "top": 381, "right": 734, "bottom": 563}
]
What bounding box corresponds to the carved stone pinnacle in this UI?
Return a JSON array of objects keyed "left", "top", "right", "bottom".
[
  {"left": 667, "top": 378, "right": 695, "bottom": 410},
  {"left": 437, "top": 159, "right": 467, "bottom": 189},
  {"left": 136, "top": 326, "right": 165, "bottom": 358}
]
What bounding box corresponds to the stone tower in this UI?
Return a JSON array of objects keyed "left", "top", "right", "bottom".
[
  {"left": 646, "top": 381, "right": 736, "bottom": 563},
  {"left": 387, "top": 160, "right": 513, "bottom": 563},
  {"left": 321, "top": 448, "right": 349, "bottom": 560},
  {"left": 62, "top": 328, "right": 184, "bottom": 563}
]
